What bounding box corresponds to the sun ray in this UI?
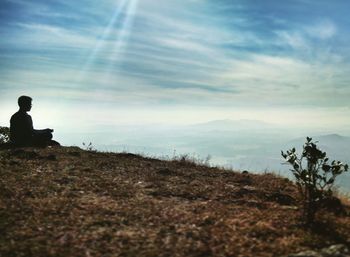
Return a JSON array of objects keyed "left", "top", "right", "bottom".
[
  {"left": 105, "top": 0, "right": 139, "bottom": 77},
  {"left": 76, "top": 0, "right": 129, "bottom": 81}
]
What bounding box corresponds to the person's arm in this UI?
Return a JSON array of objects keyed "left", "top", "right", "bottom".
[{"left": 28, "top": 115, "right": 38, "bottom": 135}]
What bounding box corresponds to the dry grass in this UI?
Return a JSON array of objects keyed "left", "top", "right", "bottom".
[
  {"left": 334, "top": 191, "right": 350, "bottom": 207},
  {"left": 0, "top": 146, "right": 349, "bottom": 257}
]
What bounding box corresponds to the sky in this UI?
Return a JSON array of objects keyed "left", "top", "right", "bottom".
[{"left": 1, "top": 0, "right": 350, "bottom": 137}]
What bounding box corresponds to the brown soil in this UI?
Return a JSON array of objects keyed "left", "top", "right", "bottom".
[{"left": 0, "top": 146, "right": 349, "bottom": 257}]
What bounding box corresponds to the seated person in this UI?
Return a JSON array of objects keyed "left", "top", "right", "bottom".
[{"left": 10, "top": 96, "right": 60, "bottom": 147}]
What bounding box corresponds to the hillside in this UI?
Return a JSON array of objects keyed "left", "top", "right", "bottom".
[{"left": 0, "top": 146, "right": 350, "bottom": 257}]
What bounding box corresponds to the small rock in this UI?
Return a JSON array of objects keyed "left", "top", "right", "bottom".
[
  {"left": 287, "top": 250, "right": 320, "bottom": 257},
  {"left": 286, "top": 244, "right": 350, "bottom": 257},
  {"left": 321, "top": 244, "right": 349, "bottom": 257},
  {"left": 280, "top": 206, "right": 298, "bottom": 210}
]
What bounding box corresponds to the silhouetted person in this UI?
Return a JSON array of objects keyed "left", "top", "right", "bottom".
[{"left": 10, "top": 96, "right": 60, "bottom": 147}]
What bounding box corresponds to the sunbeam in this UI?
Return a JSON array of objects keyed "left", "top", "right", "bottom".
[
  {"left": 105, "top": 0, "right": 139, "bottom": 77},
  {"left": 77, "top": 0, "right": 129, "bottom": 81}
]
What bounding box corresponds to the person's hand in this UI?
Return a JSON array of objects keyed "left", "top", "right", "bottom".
[{"left": 46, "top": 128, "right": 54, "bottom": 133}]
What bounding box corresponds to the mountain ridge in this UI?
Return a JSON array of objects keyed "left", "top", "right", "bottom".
[{"left": 190, "top": 119, "right": 275, "bottom": 131}]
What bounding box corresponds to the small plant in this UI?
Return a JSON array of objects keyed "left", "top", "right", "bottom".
[
  {"left": 0, "top": 126, "right": 10, "bottom": 144},
  {"left": 82, "top": 142, "right": 96, "bottom": 152},
  {"left": 173, "top": 153, "right": 211, "bottom": 166},
  {"left": 282, "top": 137, "right": 348, "bottom": 224}
]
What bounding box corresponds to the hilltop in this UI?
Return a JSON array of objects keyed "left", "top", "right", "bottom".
[{"left": 0, "top": 146, "right": 350, "bottom": 257}]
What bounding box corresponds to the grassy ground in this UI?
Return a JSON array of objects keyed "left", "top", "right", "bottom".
[{"left": 0, "top": 146, "right": 349, "bottom": 257}]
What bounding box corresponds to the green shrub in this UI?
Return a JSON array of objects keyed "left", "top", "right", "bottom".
[
  {"left": 0, "top": 126, "right": 10, "bottom": 144},
  {"left": 281, "top": 137, "right": 348, "bottom": 224}
]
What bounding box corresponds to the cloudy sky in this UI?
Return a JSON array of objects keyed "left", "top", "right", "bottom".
[{"left": 1, "top": 0, "right": 350, "bottom": 135}]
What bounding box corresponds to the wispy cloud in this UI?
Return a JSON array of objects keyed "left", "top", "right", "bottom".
[
  {"left": 305, "top": 20, "right": 337, "bottom": 39},
  {"left": 1, "top": 0, "right": 350, "bottom": 128}
]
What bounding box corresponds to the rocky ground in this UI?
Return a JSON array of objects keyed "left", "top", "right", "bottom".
[{"left": 0, "top": 146, "right": 349, "bottom": 257}]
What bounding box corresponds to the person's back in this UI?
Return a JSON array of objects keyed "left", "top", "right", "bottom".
[{"left": 10, "top": 110, "right": 34, "bottom": 146}]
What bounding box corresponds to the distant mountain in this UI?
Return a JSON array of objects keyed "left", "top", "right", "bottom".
[
  {"left": 316, "top": 134, "right": 350, "bottom": 145},
  {"left": 190, "top": 119, "right": 277, "bottom": 132},
  {"left": 286, "top": 134, "right": 350, "bottom": 159},
  {"left": 288, "top": 134, "right": 350, "bottom": 144}
]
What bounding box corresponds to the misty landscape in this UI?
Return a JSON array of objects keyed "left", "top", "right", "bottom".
[{"left": 56, "top": 119, "right": 350, "bottom": 193}]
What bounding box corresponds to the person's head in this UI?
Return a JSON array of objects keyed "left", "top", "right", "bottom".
[{"left": 18, "top": 95, "right": 32, "bottom": 112}]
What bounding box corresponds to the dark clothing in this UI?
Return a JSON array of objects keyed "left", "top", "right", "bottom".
[
  {"left": 10, "top": 111, "right": 54, "bottom": 147},
  {"left": 10, "top": 111, "right": 33, "bottom": 145}
]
